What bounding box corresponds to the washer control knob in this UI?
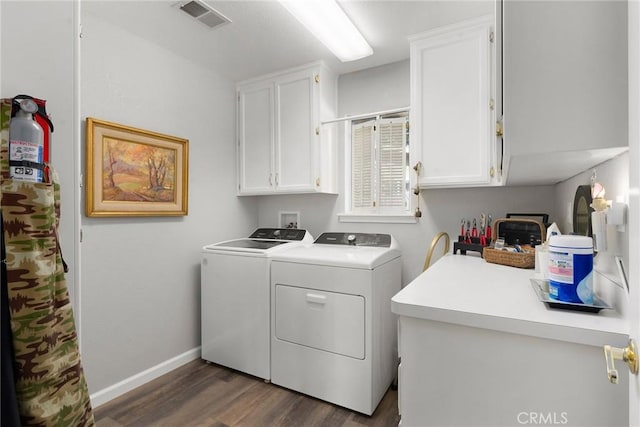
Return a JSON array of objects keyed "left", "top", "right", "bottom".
[{"left": 347, "top": 234, "right": 356, "bottom": 245}]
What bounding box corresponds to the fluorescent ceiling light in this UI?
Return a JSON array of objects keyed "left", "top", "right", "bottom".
[{"left": 279, "top": 0, "right": 373, "bottom": 62}]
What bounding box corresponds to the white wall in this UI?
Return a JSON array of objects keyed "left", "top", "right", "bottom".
[
  {"left": 2, "top": 0, "right": 256, "bottom": 399},
  {"left": 79, "top": 7, "right": 257, "bottom": 394},
  {"left": 553, "top": 153, "right": 630, "bottom": 315},
  {"left": 1, "top": 0, "right": 79, "bottom": 311},
  {"left": 554, "top": 153, "right": 629, "bottom": 239},
  {"left": 257, "top": 59, "right": 556, "bottom": 283}
]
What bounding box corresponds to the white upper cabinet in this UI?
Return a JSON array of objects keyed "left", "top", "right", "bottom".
[
  {"left": 237, "top": 62, "right": 337, "bottom": 195},
  {"left": 410, "top": 15, "right": 499, "bottom": 188},
  {"left": 238, "top": 80, "right": 273, "bottom": 193},
  {"left": 274, "top": 69, "right": 316, "bottom": 192},
  {"left": 502, "top": 0, "right": 628, "bottom": 186}
]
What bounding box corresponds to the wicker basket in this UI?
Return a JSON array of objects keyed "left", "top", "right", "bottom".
[
  {"left": 482, "top": 218, "right": 546, "bottom": 269},
  {"left": 483, "top": 247, "right": 536, "bottom": 268}
]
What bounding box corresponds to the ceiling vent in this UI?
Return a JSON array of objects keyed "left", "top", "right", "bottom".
[{"left": 174, "top": 0, "right": 231, "bottom": 30}]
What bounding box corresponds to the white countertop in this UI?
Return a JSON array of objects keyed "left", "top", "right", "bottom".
[{"left": 391, "top": 254, "right": 629, "bottom": 347}]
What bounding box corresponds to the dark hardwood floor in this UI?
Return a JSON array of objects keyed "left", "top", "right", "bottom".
[{"left": 94, "top": 359, "right": 400, "bottom": 427}]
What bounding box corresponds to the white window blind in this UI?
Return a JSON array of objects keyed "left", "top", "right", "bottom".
[
  {"left": 378, "top": 117, "right": 407, "bottom": 209},
  {"left": 349, "top": 112, "right": 409, "bottom": 214},
  {"left": 351, "top": 120, "right": 375, "bottom": 209}
]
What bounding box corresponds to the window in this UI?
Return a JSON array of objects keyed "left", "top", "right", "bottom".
[{"left": 345, "top": 111, "right": 411, "bottom": 220}]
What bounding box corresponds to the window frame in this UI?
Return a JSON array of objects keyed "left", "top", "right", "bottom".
[{"left": 339, "top": 110, "right": 416, "bottom": 224}]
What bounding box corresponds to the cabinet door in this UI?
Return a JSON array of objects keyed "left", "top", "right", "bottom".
[
  {"left": 274, "top": 68, "right": 318, "bottom": 192},
  {"left": 238, "top": 81, "right": 273, "bottom": 194},
  {"left": 411, "top": 16, "right": 496, "bottom": 187},
  {"left": 502, "top": 0, "right": 627, "bottom": 186}
]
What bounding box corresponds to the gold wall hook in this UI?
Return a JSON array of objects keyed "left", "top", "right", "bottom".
[{"left": 413, "top": 161, "right": 422, "bottom": 218}]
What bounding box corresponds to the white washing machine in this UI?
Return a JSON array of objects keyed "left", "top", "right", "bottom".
[
  {"left": 201, "top": 228, "right": 313, "bottom": 380},
  {"left": 269, "top": 232, "right": 402, "bottom": 415}
]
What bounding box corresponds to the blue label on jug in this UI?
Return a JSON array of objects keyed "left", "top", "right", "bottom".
[{"left": 548, "top": 252, "right": 593, "bottom": 304}]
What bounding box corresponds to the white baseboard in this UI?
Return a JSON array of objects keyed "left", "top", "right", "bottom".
[{"left": 90, "top": 347, "right": 201, "bottom": 408}]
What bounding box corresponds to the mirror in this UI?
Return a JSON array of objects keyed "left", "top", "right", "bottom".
[{"left": 573, "top": 185, "right": 594, "bottom": 236}]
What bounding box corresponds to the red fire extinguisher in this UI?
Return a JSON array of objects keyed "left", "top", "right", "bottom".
[
  {"left": 11, "top": 94, "right": 54, "bottom": 164},
  {"left": 9, "top": 99, "right": 45, "bottom": 182}
]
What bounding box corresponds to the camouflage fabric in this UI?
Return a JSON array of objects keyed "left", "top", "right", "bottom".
[{"left": 1, "top": 99, "right": 94, "bottom": 426}]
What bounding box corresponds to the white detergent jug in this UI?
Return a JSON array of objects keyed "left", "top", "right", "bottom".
[{"left": 548, "top": 235, "right": 594, "bottom": 304}]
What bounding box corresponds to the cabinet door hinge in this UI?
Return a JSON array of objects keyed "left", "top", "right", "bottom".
[
  {"left": 314, "top": 74, "right": 320, "bottom": 83},
  {"left": 496, "top": 119, "right": 504, "bottom": 138},
  {"left": 316, "top": 178, "right": 320, "bottom": 187},
  {"left": 315, "top": 127, "right": 320, "bottom": 136},
  {"left": 489, "top": 99, "right": 495, "bottom": 111},
  {"left": 489, "top": 30, "right": 495, "bottom": 43}
]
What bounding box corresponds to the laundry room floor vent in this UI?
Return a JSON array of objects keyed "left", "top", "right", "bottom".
[{"left": 174, "top": 0, "right": 231, "bottom": 29}]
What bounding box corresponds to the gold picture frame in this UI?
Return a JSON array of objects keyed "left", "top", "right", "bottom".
[{"left": 85, "top": 117, "right": 188, "bottom": 217}]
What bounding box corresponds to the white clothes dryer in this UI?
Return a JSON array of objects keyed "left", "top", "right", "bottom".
[
  {"left": 269, "top": 232, "right": 402, "bottom": 415},
  {"left": 201, "top": 228, "right": 313, "bottom": 380}
]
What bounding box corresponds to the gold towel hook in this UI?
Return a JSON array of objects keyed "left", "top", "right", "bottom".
[{"left": 423, "top": 232, "right": 450, "bottom": 271}]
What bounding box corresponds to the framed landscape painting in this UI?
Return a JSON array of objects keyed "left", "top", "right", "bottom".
[{"left": 85, "top": 117, "right": 188, "bottom": 217}]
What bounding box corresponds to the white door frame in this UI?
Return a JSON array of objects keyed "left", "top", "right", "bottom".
[{"left": 628, "top": 0, "right": 639, "bottom": 424}]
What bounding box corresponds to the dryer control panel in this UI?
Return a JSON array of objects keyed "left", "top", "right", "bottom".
[{"left": 315, "top": 232, "right": 391, "bottom": 247}]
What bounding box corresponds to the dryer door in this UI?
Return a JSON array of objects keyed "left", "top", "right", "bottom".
[{"left": 275, "top": 284, "right": 365, "bottom": 359}]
